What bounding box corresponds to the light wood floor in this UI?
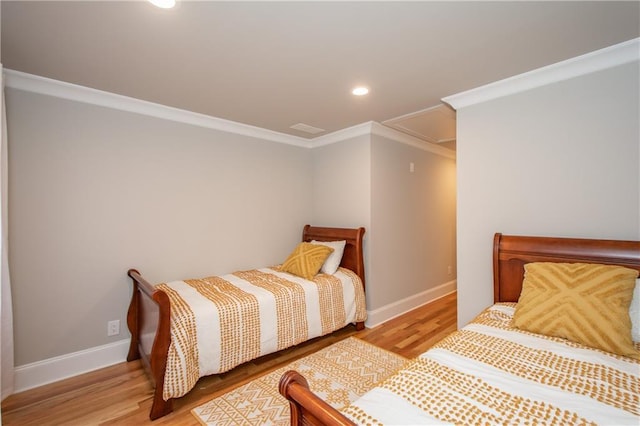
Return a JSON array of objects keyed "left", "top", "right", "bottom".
[{"left": 2, "top": 292, "right": 457, "bottom": 426}]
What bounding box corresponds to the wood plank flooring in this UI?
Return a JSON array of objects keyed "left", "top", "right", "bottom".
[{"left": 1, "top": 292, "right": 457, "bottom": 426}]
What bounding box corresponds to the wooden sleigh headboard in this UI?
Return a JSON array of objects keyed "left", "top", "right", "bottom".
[
  {"left": 493, "top": 232, "right": 640, "bottom": 303},
  {"left": 302, "top": 224, "right": 366, "bottom": 289}
]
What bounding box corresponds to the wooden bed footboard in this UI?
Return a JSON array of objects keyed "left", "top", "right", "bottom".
[
  {"left": 126, "top": 269, "right": 173, "bottom": 420},
  {"left": 279, "top": 370, "right": 355, "bottom": 426}
]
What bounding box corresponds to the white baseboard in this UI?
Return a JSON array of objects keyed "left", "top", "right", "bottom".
[
  {"left": 12, "top": 282, "right": 455, "bottom": 392},
  {"left": 365, "top": 280, "right": 457, "bottom": 328},
  {"left": 14, "top": 339, "right": 130, "bottom": 393}
]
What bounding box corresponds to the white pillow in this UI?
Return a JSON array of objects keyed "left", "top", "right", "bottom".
[
  {"left": 630, "top": 278, "right": 640, "bottom": 343},
  {"left": 311, "top": 240, "right": 346, "bottom": 275}
]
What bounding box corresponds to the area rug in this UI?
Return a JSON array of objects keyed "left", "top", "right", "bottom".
[{"left": 192, "top": 337, "right": 408, "bottom": 425}]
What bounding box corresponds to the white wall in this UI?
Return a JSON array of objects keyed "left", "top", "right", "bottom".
[
  {"left": 6, "top": 88, "right": 313, "bottom": 366},
  {"left": 311, "top": 128, "right": 457, "bottom": 326},
  {"left": 5, "top": 82, "right": 458, "bottom": 389},
  {"left": 370, "top": 134, "right": 456, "bottom": 314},
  {"left": 311, "top": 135, "right": 372, "bottom": 230},
  {"left": 311, "top": 135, "right": 373, "bottom": 306},
  {"left": 456, "top": 61, "right": 640, "bottom": 327}
]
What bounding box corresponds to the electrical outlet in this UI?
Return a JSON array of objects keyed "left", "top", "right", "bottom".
[
  {"left": 447, "top": 265, "right": 453, "bottom": 275},
  {"left": 107, "top": 320, "right": 120, "bottom": 336}
]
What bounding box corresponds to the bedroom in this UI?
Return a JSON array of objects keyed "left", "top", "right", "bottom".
[{"left": 0, "top": 1, "right": 639, "bottom": 424}]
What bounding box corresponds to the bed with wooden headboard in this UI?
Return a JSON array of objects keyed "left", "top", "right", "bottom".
[
  {"left": 280, "top": 232, "right": 640, "bottom": 426},
  {"left": 126, "top": 224, "right": 367, "bottom": 420}
]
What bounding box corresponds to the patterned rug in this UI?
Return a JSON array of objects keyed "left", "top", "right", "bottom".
[{"left": 191, "top": 337, "right": 408, "bottom": 425}]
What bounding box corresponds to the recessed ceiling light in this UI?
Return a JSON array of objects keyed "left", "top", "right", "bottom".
[
  {"left": 148, "top": 0, "right": 176, "bottom": 9},
  {"left": 352, "top": 87, "right": 369, "bottom": 96}
]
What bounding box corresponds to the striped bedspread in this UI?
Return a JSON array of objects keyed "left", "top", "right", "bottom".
[
  {"left": 157, "top": 266, "right": 366, "bottom": 400},
  {"left": 342, "top": 304, "right": 639, "bottom": 425}
]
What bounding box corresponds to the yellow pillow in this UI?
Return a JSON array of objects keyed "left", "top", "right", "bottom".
[
  {"left": 513, "top": 262, "right": 639, "bottom": 359},
  {"left": 281, "top": 242, "right": 334, "bottom": 280}
]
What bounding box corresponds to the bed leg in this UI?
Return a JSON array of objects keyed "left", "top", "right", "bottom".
[
  {"left": 355, "top": 321, "right": 365, "bottom": 331},
  {"left": 127, "top": 269, "right": 141, "bottom": 361},
  {"left": 149, "top": 391, "right": 173, "bottom": 421}
]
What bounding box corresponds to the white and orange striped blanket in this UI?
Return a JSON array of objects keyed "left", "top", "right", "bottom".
[
  {"left": 157, "top": 266, "right": 366, "bottom": 400},
  {"left": 342, "top": 304, "right": 639, "bottom": 425}
]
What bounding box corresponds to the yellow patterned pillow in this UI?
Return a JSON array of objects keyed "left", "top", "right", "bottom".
[
  {"left": 513, "top": 262, "right": 639, "bottom": 359},
  {"left": 281, "top": 242, "right": 334, "bottom": 280}
]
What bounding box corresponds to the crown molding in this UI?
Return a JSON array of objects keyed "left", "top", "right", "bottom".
[
  {"left": 371, "top": 122, "right": 456, "bottom": 160},
  {"left": 4, "top": 69, "right": 456, "bottom": 158},
  {"left": 311, "top": 121, "right": 456, "bottom": 159},
  {"left": 3, "top": 69, "right": 310, "bottom": 147},
  {"left": 443, "top": 37, "right": 640, "bottom": 110},
  {"left": 311, "top": 121, "right": 375, "bottom": 147}
]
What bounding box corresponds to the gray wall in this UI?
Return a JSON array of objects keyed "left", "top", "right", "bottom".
[
  {"left": 456, "top": 62, "right": 640, "bottom": 327},
  {"left": 311, "top": 136, "right": 372, "bottom": 305},
  {"left": 311, "top": 132, "right": 457, "bottom": 315},
  {"left": 6, "top": 89, "right": 313, "bottom": 365},
  {"left": 311, "top": 136, "right": 372, "bottom": 230},
  {"left": 370, "top": 135, "right": 456, "bottom": 310},
  {"left": 6, "top": 88, "right": 458, "bottom": 369}
]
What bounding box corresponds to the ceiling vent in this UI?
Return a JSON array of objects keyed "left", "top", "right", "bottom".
[{"left": 290, "top": 123, "right": 326, "bottom": 135}]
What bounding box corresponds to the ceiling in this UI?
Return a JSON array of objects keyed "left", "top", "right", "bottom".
[{"left": 2, "top": 1, "right": 639, "bottom": 149}]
